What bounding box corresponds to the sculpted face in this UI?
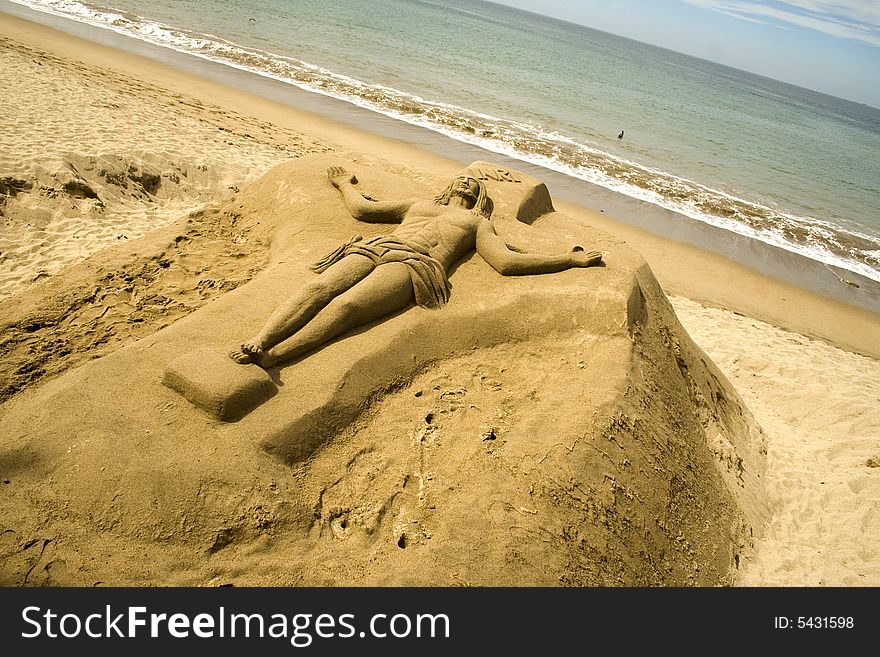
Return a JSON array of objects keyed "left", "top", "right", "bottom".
[{"left": 452, "top": 176, "right": 481, "bottom": 207}]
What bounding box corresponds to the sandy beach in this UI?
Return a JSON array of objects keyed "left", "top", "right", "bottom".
[{"left": 1, "top": 11, "right": 877, "bottom": 587}]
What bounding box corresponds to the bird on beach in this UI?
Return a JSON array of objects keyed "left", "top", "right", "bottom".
[{"left": 618, "top": 130, "right": 624, "bottom": 140}]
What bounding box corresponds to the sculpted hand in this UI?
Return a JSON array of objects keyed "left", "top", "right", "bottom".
[
  {"left": 570, "top": 246, "right": 603, "bottom": 267},
  {"left": 327, "top": 166, "right": 357, "bottom": 188}
]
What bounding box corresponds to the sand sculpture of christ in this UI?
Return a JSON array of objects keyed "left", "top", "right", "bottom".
[{"left": 229, "top": 166, "right": 604, "bottom": 369}]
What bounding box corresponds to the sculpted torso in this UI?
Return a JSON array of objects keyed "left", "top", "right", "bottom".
[{"left": 389, "top": 201, "right": 480, "bottom": 270}]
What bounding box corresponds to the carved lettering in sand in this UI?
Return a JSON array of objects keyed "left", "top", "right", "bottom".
[{"left": 474, "top": 168, "right": 521, "bottom": 183}]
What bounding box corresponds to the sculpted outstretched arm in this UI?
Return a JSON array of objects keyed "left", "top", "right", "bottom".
[
  {"left": 328, "top": 166, "right": 415, "bottom": 223},
  {"left": 476, "top": 218, "right": 602, "bottom": 275}
]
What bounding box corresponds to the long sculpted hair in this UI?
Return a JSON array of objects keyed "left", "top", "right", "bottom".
[{"left": 433, "top": 176, "right": 492, "bottom": 219}]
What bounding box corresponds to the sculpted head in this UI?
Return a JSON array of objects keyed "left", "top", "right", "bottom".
[{"left": 434, "top": 175, "right": 492, "bottom": 218}]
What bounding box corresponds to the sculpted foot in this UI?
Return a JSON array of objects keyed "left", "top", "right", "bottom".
[{"left": 229, "top": 342, "right": 265, "bottom": 365}]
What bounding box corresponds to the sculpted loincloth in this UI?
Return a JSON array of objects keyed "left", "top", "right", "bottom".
[{"left": 310, "top": 235, "right": 451, "bottom": 308}]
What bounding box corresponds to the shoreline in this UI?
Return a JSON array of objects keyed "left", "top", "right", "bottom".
[
  {"left": 1, "top": 9, "right": 877, "bottom": 358},
  {"left": 4, "top": 0, "right": 879, "bottom": 297}
]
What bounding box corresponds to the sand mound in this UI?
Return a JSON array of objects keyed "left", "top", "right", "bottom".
[
  {"left": 0, "top": 201, "right": 272, "bottom": 404},
  {"left": 0, "top": 156, "right": 766, "bottom": 585}
]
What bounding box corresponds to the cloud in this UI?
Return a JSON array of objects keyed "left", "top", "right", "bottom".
[{"left": 679, "top": 0, "right": 880, "bottom": 46}]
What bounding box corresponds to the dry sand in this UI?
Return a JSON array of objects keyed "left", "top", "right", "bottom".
[
  {"left": 672, "top": 297, "right": 879, "bottom": 585},
  {"left": 0, "top": 12, "right": 877, "bottom": 586}
]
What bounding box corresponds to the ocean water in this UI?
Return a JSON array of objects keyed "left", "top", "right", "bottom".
[{"left": 9, "top": 0, "right": 880, "bottom": 282}]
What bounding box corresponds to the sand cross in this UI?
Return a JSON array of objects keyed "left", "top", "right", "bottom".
[{"left": 228, "top": 166, "right": 603, "bottom": 369}]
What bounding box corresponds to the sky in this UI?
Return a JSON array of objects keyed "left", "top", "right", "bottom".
[{"left": 491, "top": 0, "right": 880, "bottom": 108}]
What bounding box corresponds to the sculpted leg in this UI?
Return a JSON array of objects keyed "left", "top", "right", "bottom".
[
  {"left": 230, "top": 254, "right": 375, "bottom": 364},
  {"left": 260, "top": 262, "right": 415, "bottom": 368}
]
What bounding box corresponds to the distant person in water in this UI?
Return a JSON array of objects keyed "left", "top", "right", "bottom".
[
  {"left": 618, "top": 130, "right": 624, "bottom": 139},
  {"left": 229, "top": 166, "right": 603, "bottom": 368}
]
